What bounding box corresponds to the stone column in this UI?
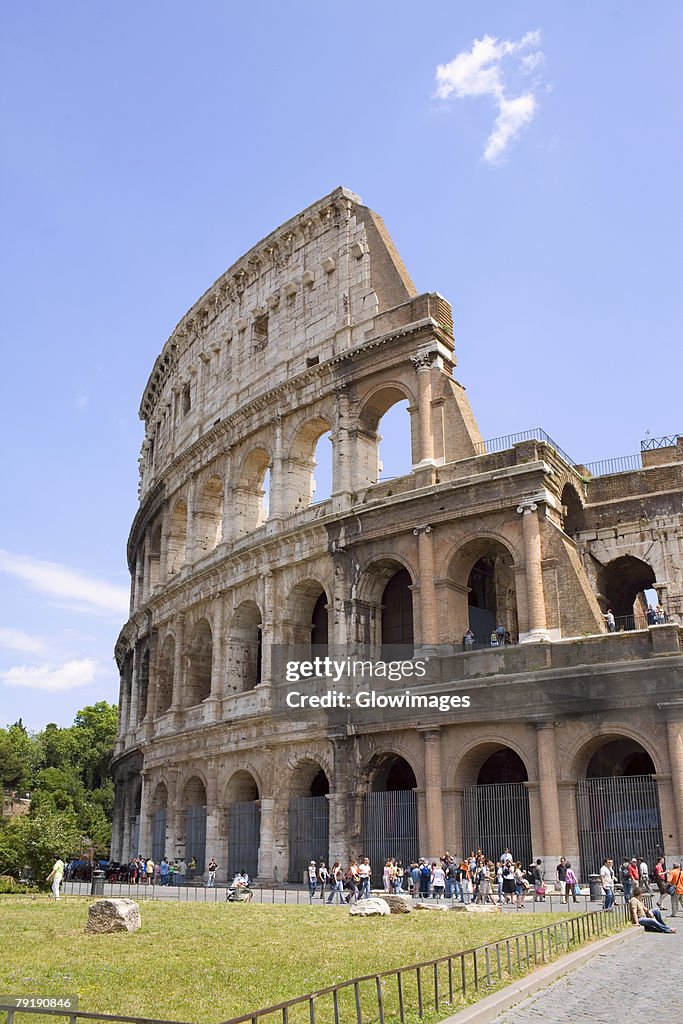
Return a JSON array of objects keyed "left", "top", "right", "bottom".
[
  {"left": 258, "top": 797, "right": 275, "bottom": 881},
  {"left": 185, "top": 476, "right": 197, "bottom": 563},
  {"left": 269, "top": 413, "right": 285, "bottom": 520},
  {"left": 420, "top": 728, "right": 445, "bottom": 855},
  {"left": 259, "top": 572, "right": 275, "bottom": 687},
  {"left": 210, "top": 598, "right": 225, "bottom": 699},
  {"left": 204, "top": 765, "right": 220, "bottom": 879},
  {"left": 143, "top": 529, "right": 152, "bottom": 604},
  {"left": 121, "top": 783, "right": 132, "bottom": 861},
  {"left": 517, "top": 500, "right": 549, "bottom": 642},
  {"left": 666, "top": 718, "right": 683, "bottom": 861},
  {"left": 138, "top": 771, "right": 152, "bottom": 857},
  {"left": 411, "top": 353, "right": 435, "bottom": 466},
  {"left": 170, "top": 614, "right": 185, "bottom": 709},
  {"left": 144, "top": 632, "right": 159, "bottom": 727},
  {"left": 332, "top": 384, "right": 351, "bottom": 500},
  {"left": 535, "top": 722, "right": 563, "bottom": 876},
  {"left": 414, "top": 525, "right": 438, "bottom": 648}
]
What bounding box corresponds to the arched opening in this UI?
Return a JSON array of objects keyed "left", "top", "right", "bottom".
[
  {"left": 124, "top": 777, "right": 142, "bottom": 861},
  {"left": 167, "top": 499, "right": 188, "bottom": 574},
  {"left": 378, "top": 399, "right": 412, "bottom": 479},
  {"left": 284, "top": 418, "right": 333, "bottom": 513},
  {"left": 226, "top": 771, "right": 260, "bottom": 881},
  {"left": 137, "top": 646, "right": 150, "bottom": 725},
  {"left": 381, "top": 568, "right": 414, "bottom": 658},
  {"left": 577, "top": 737, "right": 663, "bottom": 880},
  {"left": 151, "top": 783, "right": 167, "bottom": 863},
  {"left": 561, "top": 483, "right": 586, "bottom": 536},
  {"left": 358, "top": 386, "right": 414, "bottom": 487},
  {"left": 312, "top": 431, "right": 333, "bottom": 504},
  {"left": 363, "top": 754, "right": 418, "bottom": 873},
  {"left": 460, "top": 744, "right": 531, "bottom": 868},
  {"left": 448, "top": 538, "right": 519, "bottom": 646},
  {"left": 598, "top": 556, "right": 657, "bottom": 628},
  {"left": 237, "top": 448, "right": 271, "bottom": 534},
  {"left": 155, "top": 635, "right": 175, "bottom": 715},
  {"left": 285, "top": 581, "right": 329, "bottom": 653},
  {"left": 288, "top": 762, "right": 330, "bottom": 882},
  {"left": 311, "top": 592, "right": 329, "bottom": 652},
  {"left": 227, "top": 602, "right": 262, "bottom": 693},
  {"left": 196, "top": 475, "right": 224, "bottom": 554},
  {"left": 149, "top": 523, "right": 162, "bottom": 589},
  {"left": 182, "top": 777, "right": 206, "bottom": 875},
  {"left": 186, "top": 619, "right": 212, "bottom": 706}
]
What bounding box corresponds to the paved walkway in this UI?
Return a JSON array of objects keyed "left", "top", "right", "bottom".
[{"left": 490, "top": 918, "right": 682, "bottom": 1024}]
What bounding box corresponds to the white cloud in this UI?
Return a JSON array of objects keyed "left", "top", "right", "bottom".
[
  {"left": 1, "top": 658, "right": 98, "bottom": 692},
  {"left": 0, "top": 628, "right": 46, "bottom": 655},
  {"left": 0, "top": 549, "right": 129, "bottom": 618},
  {"left": 435, "top": 30, "right": 544, "bottom": 162}
]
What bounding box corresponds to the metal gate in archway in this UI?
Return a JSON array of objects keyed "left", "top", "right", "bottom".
[
  {"left": 228, "top": 801, "right": 261, "bottom": 880},
  {"left": 462, "top": 783, "right": 532, "bottom": 867},
  {"left": 577, "top": 775, "right": 663, "bottom": 879},
  {"left": 152, "top": 809, "right": 166, "bottom": 862},
  {"left": 362, "top": 790, "right": 418, "bottom": 872},
  {"left": 288, "top": 795, "right": 329, "bottom": 883},
  {"left": 185, "top": 805, "right": 206, "bottom": 874}
]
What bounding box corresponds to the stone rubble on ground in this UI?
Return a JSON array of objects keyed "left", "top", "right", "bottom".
[{"left": 85, "top": 898, "right": 141, "bottom": 934}]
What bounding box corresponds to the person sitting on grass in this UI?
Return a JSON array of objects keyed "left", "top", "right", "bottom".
[{"left": 630, "top": 886, "right": 677, "bottom": 933}]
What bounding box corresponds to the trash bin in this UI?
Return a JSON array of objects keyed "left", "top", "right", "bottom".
[
  {"left": 588, "top": 874, "right": 602, "bottom": 902},
  {"left": 91, "top": 869, "right": 105, "bottom": 896}
]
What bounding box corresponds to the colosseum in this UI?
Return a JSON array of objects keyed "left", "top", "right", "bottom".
[{"left": 112, "top": 186, "right": 683, "bottom": 884}]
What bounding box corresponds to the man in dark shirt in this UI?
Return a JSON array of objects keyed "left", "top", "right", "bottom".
[{"left": 556, "top": 857, "right": 568, "bottom": 902}]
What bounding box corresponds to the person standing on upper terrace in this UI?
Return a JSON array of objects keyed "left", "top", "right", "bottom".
[{"left": 604, "top": 609, "right": 616, "bottom": 632}]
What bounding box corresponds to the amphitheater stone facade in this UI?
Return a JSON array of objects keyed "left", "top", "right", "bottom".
[{"left": 112, "top": 187, "right": 683, "bottom": 884}]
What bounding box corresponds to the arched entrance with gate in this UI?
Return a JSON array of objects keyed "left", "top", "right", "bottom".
[
  {"left": 288, "top": 762, "right": 330, "bottom": 883},
  {"left": 225, "top": 771, "right": 260, "bottom": 881},
  {"left": 575, "top": 736, "right": 663, "bottom": 879},
  {"left": 362, "top": 754, "right": 419, "bottom": 874},
  {"left": 182, "top": 777, "right": 207, "bottom": 874},
  {"left": 459, "top": 744, "right": 532, "bottom": 868}
]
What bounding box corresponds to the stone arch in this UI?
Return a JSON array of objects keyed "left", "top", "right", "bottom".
[
  {"left": 224, "top": 769, "right": 261, "bottom": 880},
  {"left": 155, "top": 634, "right": 175, "bottom": 715},
  {"left": 287, "top": 757, "right": 331, "bottom": 883},
  {"left": 597, "top": 555, "right": 656, "bottom": 626},
  {"left": 455, "top": 740, "right": 533, "bottom": 867},
  {"left": 185, "top": 618, "right": 212, "bottom": 706},
  {"left": 356, "top": 382, "right": 416, "bottom": 486},
  {"left": 560, "top": 482, "right": 586, "bottom": 536},
  {"left": 150, "top": 780, "right": 168, "bottom": 811},
  {"left": 568, "top": 729, "right": 664, "bottom": 782},
  {"left": 236, "top": 446, "right": 271, "bottom": 534},
  {"left": 447, "top": 536, "right": 520, "bottom": 645},
  {"left": 284, "top": 416, "right": 333, "bottom": 513},
  {"left": 181, "top": 776, "right": 207, "bottom": 875},
  {"left": 195, "top": 474, "right": 224, "bottom": 554},
  {"left": 167, "top": 498, "right": 188, "bottom": 574},
  {"left": 570, "top": 731, "right": 664, "bottom": 880},
  {"left": 284, "top": 578, "right": 330, "bottom": 648},
  {"left": 361, "top": 750, "right": 419, "bottom": 873},
  {"left": 356, "top": 557, "right": 416, "bottom": 654},
  {"left": 226, "top": 600, "right": 262, "bottom": 693},
  {"left": 452, "top": 738, "right": 534, "bottom": 790}
]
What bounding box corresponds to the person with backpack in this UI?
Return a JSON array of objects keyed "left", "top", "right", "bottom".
[
  {"left": 619, "top": 858, "right": 633, "bottom": 902},
  {"left": 653, "top": 856, "right": 668, "bottom": 908},
  {"left": 666, "top": 862, "right": 683, "bottom": 917},
  {"left": 564, "top": 863, "right": 579, "bottom": 904},
  {"left": 419, "top": 859, "right": 431, "bottom": 898}
]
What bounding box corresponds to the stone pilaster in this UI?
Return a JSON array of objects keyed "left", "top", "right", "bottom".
[
  {"left": 257, "top": 797, "right": 275, "bottom": 881},
  {"left": 414, "top": 525, "right": 438, "bottom": 648},
  {"left": 420, "top": 727, "right": 445, "bottom": 855},
  {"left": 517, "top": 500, "right": 549, "bottom": 642},
  {"left": 170, "top": 614, "right": 185, "bottom": 710},
  {"left": 535, "top": 722, "right": 563, "bottom": 875},
  {"left": 269, "top": 413, "right": 285, "bottom": 520},
  {"left": 666, "top": 717, "right": 683, "bottom": 862}
]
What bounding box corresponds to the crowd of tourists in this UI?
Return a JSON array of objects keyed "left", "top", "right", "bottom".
[{"left": 598, "top": 854, "right": 682, "bottom": 932}]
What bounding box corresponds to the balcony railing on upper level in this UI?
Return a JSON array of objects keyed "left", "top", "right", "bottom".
[{"left": 473, "top": 427, "right": 576, "bottom": 468}]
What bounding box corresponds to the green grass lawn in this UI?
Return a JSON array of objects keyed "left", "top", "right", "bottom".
[{"left": 0, "top": 897, "right": 609, "bottom": 1024}]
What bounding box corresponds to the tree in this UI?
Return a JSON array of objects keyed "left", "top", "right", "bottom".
[{"left": 0, "top": 807, "right": 81, "bottom": 884}]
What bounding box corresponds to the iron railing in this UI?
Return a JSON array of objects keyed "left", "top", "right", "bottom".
[
  {"left": 473, "top": 428, "right": 576, "bottom": 468},
  {"left": 582, "top": 454, "right": 643, "bottom": 477},
  {"left": 641, "top": 433, "right": 681, "bottom": 451},
  {"left": 0, "top": 905, "right": 630, "bottom": 1024}
]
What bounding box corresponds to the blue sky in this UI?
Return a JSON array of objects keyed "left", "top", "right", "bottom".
[{"left": 1, "top": 1, "right": 680, "bottom": 729}]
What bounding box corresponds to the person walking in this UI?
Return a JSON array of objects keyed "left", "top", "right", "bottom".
[
  {"left": 653, "top": 856, "right": 668, "bottom": 908},
  {"left": 564, "top": 863, "right": 579, "bottom": 904},
  {"left": 307, "top": 860, "right": 318, "bottom": 899},
  {"left": 46, "top": 857, "right": 65, "bottom": 901},
  {"left": 317, "top": 861, "right": 328, "bottom": 899},
  {"left": 326, "top": 862, "right": 345, "bottom": 905},
  {"left": 600, "top": 858, "right": 615, "bottom": 910}
]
